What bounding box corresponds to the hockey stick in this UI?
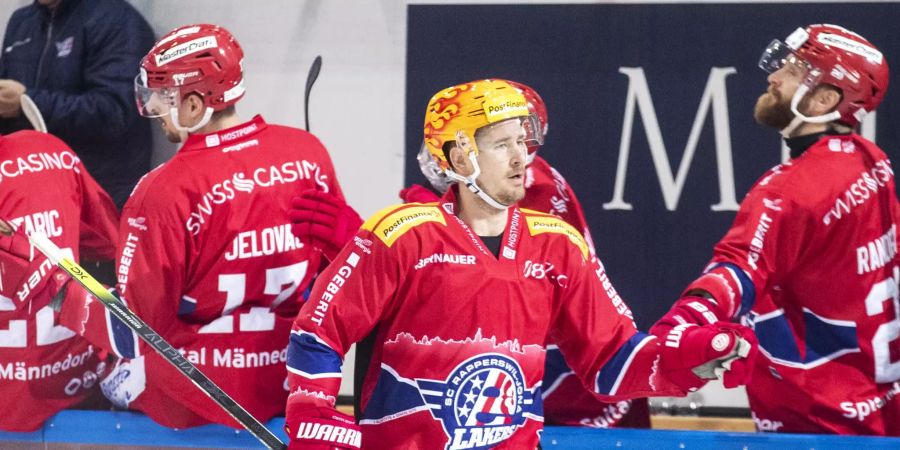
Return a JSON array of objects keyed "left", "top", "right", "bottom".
[
  {"left": 9, "top": 227, "right": 287, "bottom": 450},
  {"left": 21, "top": 94, "right": 47, "bottom": 132},
  {"left": 303, "top": 55, "right": 322, "bottom": 131}
]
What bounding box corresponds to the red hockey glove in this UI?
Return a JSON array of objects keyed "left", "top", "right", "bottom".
[
  {"left": 286, "top": 406, "right": 361, "bottom": 449},
  {"left": 658, "top": 322, "right": 758, "bottom": 391},
  {"left": 289, "top": 190, "right": 363, "bottom": 262},
  {"left": 649, "top": 295, "right": 726, "bottom": 338},
  {"left": 399, "top": 184, "right": 440, "bottom": 203},
  {"left": 0, "top": 219, "right": 67, "bottom": 309}
]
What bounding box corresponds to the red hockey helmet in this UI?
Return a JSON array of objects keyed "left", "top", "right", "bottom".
[
  {"left": 759, "top": 24, "right": 889, "bottom": 127},
  {"left": 504, "top": 80, "right": 548, "bottom": 163},
  {"left": 135, "top": 24, "right": 245, "bottom": 130}
]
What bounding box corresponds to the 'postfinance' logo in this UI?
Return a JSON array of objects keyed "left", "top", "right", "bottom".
[
  {"left": 483, "top": 94, "right": 528, "bottom": 123},
  {"left": 372, "top": 206, "right": 446, "bottom": 247},
  {"left": 524, "top": 214, "right": 589, "bottom": 260}
]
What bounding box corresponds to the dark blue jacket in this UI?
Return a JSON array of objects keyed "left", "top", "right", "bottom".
[{"left": 0, "top": 0, "right": 155, "bottom": 208}]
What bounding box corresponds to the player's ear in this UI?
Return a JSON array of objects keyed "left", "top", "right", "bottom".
[
  {"left": 808, "top": 85, "right": 842, "bottom": 116},
  {"left": 448, "top": 143, "right": 473, "bottom": 177},
  {"left": 183, "top": 93, "right": 205, "bottom": 119}
]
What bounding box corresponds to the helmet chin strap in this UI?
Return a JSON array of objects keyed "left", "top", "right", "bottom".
[
  {"left": 781, "top": 84, "right": 842, "bottom": 138},
  {"left": 170, "top": 106, "right": 214, "bottom": 133},
  {"left": 445, "top": 153, "right": 509, "bottom": 211}
]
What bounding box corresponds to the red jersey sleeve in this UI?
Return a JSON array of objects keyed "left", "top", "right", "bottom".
[
  {"left": 60, "top": 178, "right": 187, "bottom": 360},
  {"left": 75, "top": 163, "right": 119, "bottom": 262},
  {"left": 550, "top": 247, "right": 683, "bottom": 401},
  {"left": 285, "top": 213, "right": 401, "bottom": 413},
  {"left": 688, "top": 188, "right": 807, "bottom": 320}
]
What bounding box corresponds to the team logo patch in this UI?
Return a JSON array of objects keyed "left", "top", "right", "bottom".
[
  {"left": 415, "top": 354, "right": 536, "bottom": 449},
  {"left": 55, "top": 36, "right": 73, "bottom": 57}
]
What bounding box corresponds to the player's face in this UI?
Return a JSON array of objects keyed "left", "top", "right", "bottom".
[
  {"left": 754, "top": 55, "right": 808, "bottom": 129},
  {"left": 154, "top": 96, "right": 197, "bottom": 143},
  {"left": 157, "top": 112, "right": 186, "bottom": 143},
  {"left": 473, "top": 119, "right": 527, "bottom": 205}
]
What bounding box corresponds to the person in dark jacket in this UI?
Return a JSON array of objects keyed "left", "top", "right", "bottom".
[{"left": 0, "top": 0, "right": 155, "bottom": 208}]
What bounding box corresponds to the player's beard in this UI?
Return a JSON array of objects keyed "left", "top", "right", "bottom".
[
  {"left": 160, "top": 118, "right": 187, "bottom": 143},
  {"left": 487, "top": 178, "right": 525, "bottom": 206},
  {"left": 495, "top": 185, "right": 525, "bottom": 205},
  {"left": 754, "top": 89, "right": 795, "bottom": 130}
]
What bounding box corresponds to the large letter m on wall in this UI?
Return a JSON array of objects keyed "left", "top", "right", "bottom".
[{"left": 603, "top": 68, "right": 739, "bottom": 212}]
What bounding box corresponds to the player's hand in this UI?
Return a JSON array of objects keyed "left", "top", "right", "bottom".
[
  {"left": 0, "top": 79, "right": 25, "bottom": 118},
  {"left": 0, "top": 218, "right": 68, "bottom": 309},
  {"left": 649, "top": 295, "right": 724, "bottom": 338},
  {"left": 286, "top": 406, "right": 361, "bottom": 449},
  {"left": 289, "top": 190, "right": 363, "bottom": 262},
  {"left": 399, "top": 184, "right": 440, "bottom": 203},
  {"left": 658, "top": 322, "right": 758, "bottom": 391}
]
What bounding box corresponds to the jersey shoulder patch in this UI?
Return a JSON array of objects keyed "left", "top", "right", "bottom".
[
  {"left": 362, "top": 203, "right": 446, "bottom": 247},
  {"left": 522, "top": 209, "right": 589, "bottom": 260}
]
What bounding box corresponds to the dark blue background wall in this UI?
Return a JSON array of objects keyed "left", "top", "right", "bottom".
[{"left": 406, "top": 3, "right": 900, "bottom": 329}]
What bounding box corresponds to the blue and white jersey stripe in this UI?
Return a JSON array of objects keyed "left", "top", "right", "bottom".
[{"left": 286, "top": 330, "right": 343, "bottom": 379}]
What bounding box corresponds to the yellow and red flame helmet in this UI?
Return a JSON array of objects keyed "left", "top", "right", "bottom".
[{"left": 423, "top": 79, "right": 540, "bottom": 173}]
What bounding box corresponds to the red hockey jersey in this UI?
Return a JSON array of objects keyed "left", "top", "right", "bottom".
[
  {"left": 522, "top": 156, "right": 595, "bottom": 256},
  {"left": 0, "top": 130, "right": 118, "bottom": 431},
  {"left": 286, "top": 189, "right": 684, "bottom": 449},
  {"left": 60, "top": 116, "right": 344, "bottom": 429},
  {"left": 687, "top": 134, "right": 900, "bottom": 434},
  {"left": 524, "top": 155, "right": 649, "bottom": 428}
]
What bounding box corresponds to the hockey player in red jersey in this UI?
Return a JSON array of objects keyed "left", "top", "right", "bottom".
[
  {"left": 284, "top": 79, "right": 758, "bottom": 449},
  {"left": 400, "top": 80, "right": 650, "bottom": 428},
  {"left": 651, "top": 24, "right": 900, "bottom": 435},
  {"left": 0, "top": 130, "right": 118, "bottom": 431},
  {"left": 55, "top": 24, "right": 346, "bottom": 429}
]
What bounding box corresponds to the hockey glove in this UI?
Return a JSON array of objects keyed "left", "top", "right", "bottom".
[
  {"left": 399, "top": 184, "right": 440, "bottom": 203},
  {"left": 289, "top": 190, "right": 363, "bottom": 262},
  {"left": 0, "top": 218, "right": 67, "bottom": 309},
  {"left": 286, "top": 405, "right": 361, "bottom": 449},
  {"left": 649, "top": 295, "right": 727, "bottom": 338},
  {"left": 658, "top": 322, "right": 758, "bottom": 391}
]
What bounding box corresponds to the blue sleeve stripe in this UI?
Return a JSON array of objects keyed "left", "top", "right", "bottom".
[
  {"left": 105, "top": 308, "right": 138, "bottom": 359},
  {"left": 285, "top": 330, "right": 343, "bottom": 378},
  {"left": 595, "top": 333, "right": 655, "bottom": 396},
  {"left": 541, "top": 345, "right": 574, "bottom": 399},
  {"left": 709, "top": 262, "right": 756, "bottom": 318},
  {"left": 177, "top": 295, "right": 197, "bottom": 316}
]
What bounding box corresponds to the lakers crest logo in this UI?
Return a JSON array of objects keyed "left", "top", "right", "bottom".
[{"left": 415, "top": 353, "right": 539, "bottom": 449}]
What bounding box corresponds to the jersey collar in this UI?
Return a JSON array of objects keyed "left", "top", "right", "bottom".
[
  {"left": 439, "top": 186, "right": 524, "bottom": 261},
  {"left": 784, "top": 129, "right": 847, "bottom": 159},
  {"left": 179, "top": 115, "right": 268, "bottom": 153}
]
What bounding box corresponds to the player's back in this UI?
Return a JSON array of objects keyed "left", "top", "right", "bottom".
[
  {"left": 123, "top": 117, "right": 335, "bottom": 325},
  {"left": 0, "top": 130, "right": 118, "bottom": 431},
  {"left": 112, "top": 116, "right": 342, "bottom": 427},
  {"left": 743, "top": 133, "right": 900, "bottom": 434}
]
